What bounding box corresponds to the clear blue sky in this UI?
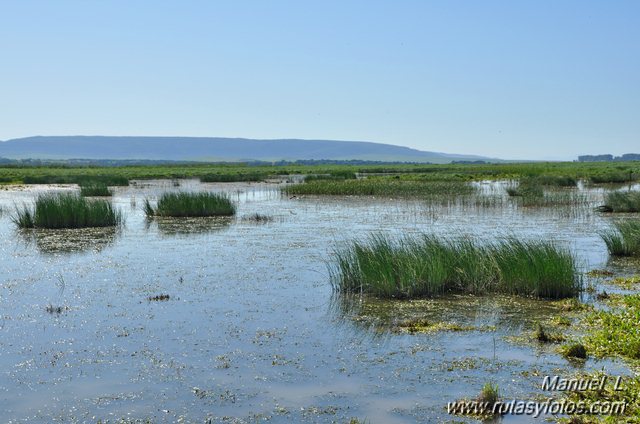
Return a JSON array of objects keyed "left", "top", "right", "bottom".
[{"left": 1, "top": 1, "right": 638, "bottom": 160}]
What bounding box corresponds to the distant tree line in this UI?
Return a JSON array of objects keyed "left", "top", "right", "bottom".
[{"left": 578, "top": 153, "right": 640, "bottom": 162}]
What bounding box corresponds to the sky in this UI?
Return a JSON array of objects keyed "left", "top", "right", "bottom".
[{"left": 1, "top": 1, "right": 638, "bottom": 160}]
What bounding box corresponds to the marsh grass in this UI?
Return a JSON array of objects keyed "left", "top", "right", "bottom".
[
  {"left": 79, "top": 182, "right": 112, "bottom": 197},
  {"left": 534, "top": 323, "right": 565, "bottom": 343},
  {"left": 598, "top": 190, "right": 640, "bottom": 213},
  {"left": 590, "top": 172, "right": 638, "bottom": 184},
  {"left": 304, "top": 171, "right": 357, "bottom": 182},
  {"left": 331, "top": 234, "right": 580, "bottom": 300},
  {"left": 285, "top": 178, "right": 476, "bottom": 197},
  {"left": 560, "top": 342, "right": 588, "bottom": 360},
  {"left": 599, "top": 220, "right": 640, "bottom": 257},
  {"left": 199, "top": 173, "right": 269, "bottom": 182},
  {"left": 145, "top": 192, "right": 236, "bottom": 217},
  {"left": 23, "top": 175, "right": 129, "bottom": 186},
  {"left": 13, "top": 193, "right": 122, "bottom": 229},
  {"left": 559, "top": 371, "right": 640, "bottom": 422}
]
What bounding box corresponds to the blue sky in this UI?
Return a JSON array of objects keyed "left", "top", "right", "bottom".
[{"left": 1, "top": 1, "right": 638, "bottom": 160}]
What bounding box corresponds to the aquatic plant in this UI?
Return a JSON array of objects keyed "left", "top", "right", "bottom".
[
  {"left": 584, "top": 294, "right": 640, "bottom": 360},
  {"left": 241, "top": 213, "right": 274, "bottom": 223},
  {"left": 13, "top": 193, "right": 123, "bottom": 229},
  {"left": 560, "top": 342, "right": 588, "bottom": 360},
  {"left": 331, "top": 234, "right": 580, "bottom": 300},
  {"left": 199, "top": 172, "right": 269, "bottom": 182},
  {"left": 598, "top": 190, "right": 640, "bottom": 213},
  {"left": 304, "top": 171, "right": 357, "bottom": 182},
  {"left": 145, "top": 192, "right": 236, "bottom": 217},
  {"left": 599, "top": 220, "right": 640, "bottom": 257},
  {"left": 23, "top": 175, "right": 129, "bottom": 186},
  {"left": 534, "top": 323, "right": 565, "bottom": 343},
  {"left": 79, "top": 182, "right": 112, "bottom": 197},
  {"left": 285, "top": 179, "right": 476, "bottom": 197},
  {"left": 590, "top": 172, "right": 637, "bottom": 184},
  {"left": 477, "top": 382, "right": 500, "bottom": 406}
]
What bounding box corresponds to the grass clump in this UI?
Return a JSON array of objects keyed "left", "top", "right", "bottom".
[
  {"left": 331, "top": 234, "right": 580, "bottom": 300},
  {"left": 477, "top": 382, "right": 500, "bottom": 406},
  {"left": 145, "top": 192, "right": 236, "bottom": 217},
  {"left": 599, "top": 220, "right": 640, "bottom": 257},
  {"left": 534, "top": 323, "right": 565, "bottom": 343},
  {"left": 79, "top": 182, "right": 112, "bottom": 197},
  {"left": 13, "top": 193, "right": 122, "bottom": 229},
  {"left": 598, "top": 191, "right": 640, "bottom": 213},
  {"left": 560, "top": 342, "right": 588, "bottom": 360}
]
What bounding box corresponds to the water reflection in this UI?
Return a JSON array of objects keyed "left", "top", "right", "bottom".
[
  {"left": 149, "top": 216, "right": 233, "bottom": 236},
  {"left": 18, "top": 226, "right": 119, "bottom": 254},
  {"left": 330, "top": 292, "right": 570, "bottom": 337}
]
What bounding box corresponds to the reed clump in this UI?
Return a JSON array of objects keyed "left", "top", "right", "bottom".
[
  {"left": 599, "top": 220, "right": 640, "bottom": 257},
  {"left": 13, "top": 192, "right": 122, "bottom": 229},
  {"left": 144, "top": 192, "right": 236, "bottom": 217},
  {"left": 331, "top": 234, "right": 580, "bottom": 300},
  {"left": 79, "top": 182, "right": 112, "bottom": 197},
  {"left": 598, "top": 191, "right": 640, "bottom": 213}
]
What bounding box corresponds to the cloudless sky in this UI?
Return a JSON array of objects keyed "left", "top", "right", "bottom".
[{"left": 1, "top": 1, "right": 638, "bottom": 160}]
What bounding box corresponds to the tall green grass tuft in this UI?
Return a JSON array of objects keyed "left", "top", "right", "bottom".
[
  {"left": 331, "top": 234, "right": 580, "bottom": 299},
  {"left": 599, "top": 191, "right": 640, "bottom": 213},
  {"left": 13, "top": 193, "right": 122, "bottom": 229},
  {"left": 145, "top": 192, "right": 236, "bottom": 217},
  {"left": 79, "top": 182, "right": 112, "bottom": 197},
  {"left": 600, "top": 220, "right": 640, "bottom": 257}
]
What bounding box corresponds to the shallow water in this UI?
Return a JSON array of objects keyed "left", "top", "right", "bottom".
[{"left": 0, "top": 180, "right": 637, "bottom": 423}]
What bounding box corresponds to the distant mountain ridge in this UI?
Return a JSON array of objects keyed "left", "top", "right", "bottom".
[{"left": 0, "top": 136, "right": 495, "bottom": 164}]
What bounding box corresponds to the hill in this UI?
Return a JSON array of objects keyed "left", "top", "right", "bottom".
[{"left": 0, "top": 136, "right": 495, "bottom": 164}]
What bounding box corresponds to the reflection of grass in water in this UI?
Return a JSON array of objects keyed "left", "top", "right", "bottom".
[
  {"left": 153, "top": 216, "right": 232, "bottom": 236},
  {"left": 331, "top": 234, "right": 580, "bottom": 300},
  {"left": 600, "top": 220, "right": 640, "bottom": 257},
  {"left": 331, "top": 293, "right": 572, "bottom": 338},
  {"left": 13, "top": 193, "right": 122, "bottom": 229},
  {"left": 19, "top": 226, "right": 119, "bottom": 254},
  {"left": 145, "top": 192, "right": 236, "bottom": 217}
]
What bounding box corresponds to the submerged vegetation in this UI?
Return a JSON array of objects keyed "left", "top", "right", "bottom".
[
  {"left": 598, "top": 190, "right": 640, "bottom": 213},
  {"left": 331, "top": 234, "right": 580, "bottom": 300},
  {"left": 144, "top": 192, "right": 236, "bottom": 217},
  {"left": 599, "top": 220, "right": 640, "bottom": 257},
  {"left": 13, "top": 193, "right": 122, "bottom": 229}
]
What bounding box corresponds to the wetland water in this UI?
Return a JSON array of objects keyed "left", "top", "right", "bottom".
[{"left": 0, "top": 180, "right": 637, "bottom": 423}]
